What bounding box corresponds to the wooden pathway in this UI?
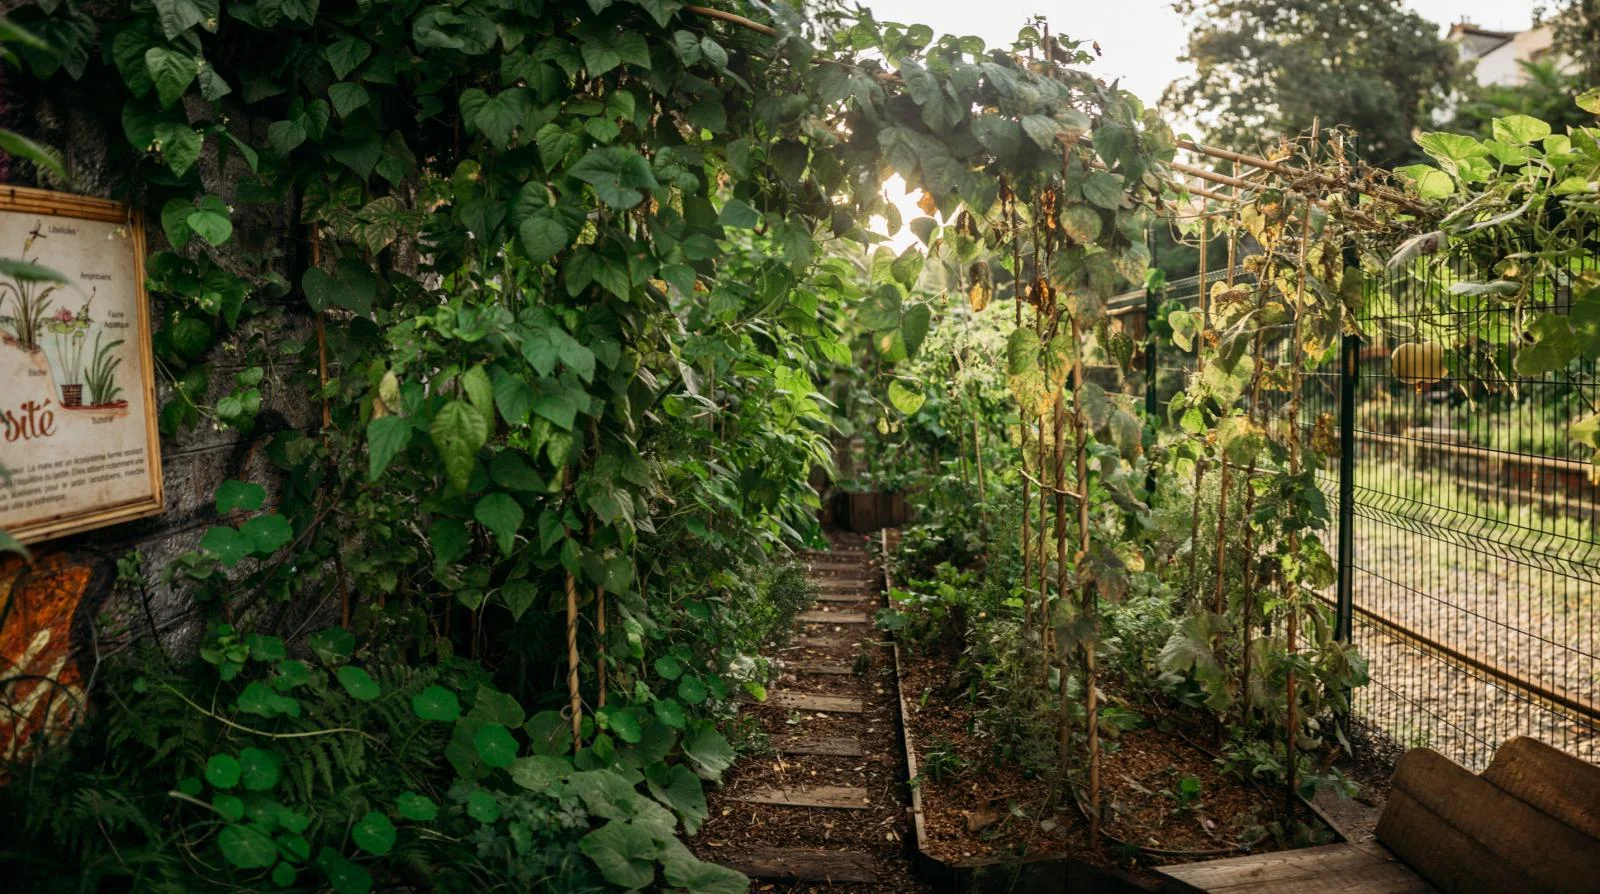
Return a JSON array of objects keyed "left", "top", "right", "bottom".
[{"left": 691, "top": 533, "right": 929, "bottom": 891}]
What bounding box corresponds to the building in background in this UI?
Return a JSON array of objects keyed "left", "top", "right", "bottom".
[{"left": 1447, "top": 20, "right": 1566, "bottom": 86}]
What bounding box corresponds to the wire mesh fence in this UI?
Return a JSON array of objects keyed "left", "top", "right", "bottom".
[{"left": 1119, "top": 241, "right": 1600, "bottom": 770}]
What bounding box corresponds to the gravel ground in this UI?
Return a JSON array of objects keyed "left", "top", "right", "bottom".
[{"left": 1344, "top": 511, "right": 1599, "bottom": 769}]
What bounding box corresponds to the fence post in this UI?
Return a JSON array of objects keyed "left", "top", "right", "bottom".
[{"left": 1334, "top": 256, "right": 1359, "bottom": 645}]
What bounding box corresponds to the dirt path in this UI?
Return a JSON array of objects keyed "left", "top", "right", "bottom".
[{"left": 692, "top": 532, "right": 930, "bottom": 892}]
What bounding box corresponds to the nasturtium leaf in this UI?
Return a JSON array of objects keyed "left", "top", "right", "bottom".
[
  {"left": 316, "top": 846, "right": 373, "bottom": 894},
  {"left": 336, "top": 665, "right": 381, "bottom": 701},
  {"left": 200, "top": 525, "right": 251, "bottom": 566},
  {"left": 396, "top": 791, "right": 438, "bottom": 821},
  {"left": 308, "top": 627, "right": 355, "bottom": 664},
  {"left": 212, "top": 794, "right": 245, "bottom": 822},
  {"left": 603, "top": 708, "right": 643, "bottom": 744},
  {"left": 653, "top": 655, "right": 683, "bottom": 680},
  {"left": 653, "top": 697, "right": 686, "bottom": 728},
  {"left": 215, "top": 480, "right": 265, "bottom": 514},
  {"left": 351, "top": 811, "right": 396, "bottom": 855},
  {"left": 676, "top": 675, "right": 707, "bottom": 705},
  {"left": 240, "top": 514, "right": 292, "bottom": 554},
  {"left": 466, "top": 789, "right": 501, "bottom": 822},
  {"left": 474, "top": 722, "right": 519, "bottom": 768},
  {"left": 217, "top": 824, "right": 277, "bottom": 869},
  {"left": 238, "top": 747, "right": 281, "bottom": 791},
  {"left": 205, "top": 754, "right": 242, "bottom": 789},
  {"left": 682, "top": 724, "right": 736, "bottom": 779},
  {"left": 412, "top": 685, "right": 461, "bottom": 722},
  {"left": 469, "top": 685, "right": 527, "bottom": 728},
  {"left": 247, "top": 634, "right": 285, "bottom": 662},
  {"left": 366, "top": 415, "right": 412, "bottom": 481},
  {"left": 430, "top": 400, "right": 489, "bottom": 491}
]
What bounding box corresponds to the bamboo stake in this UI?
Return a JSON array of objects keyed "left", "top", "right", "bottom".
[
  {"left": 1185, "top": 217, "right": 1210, "bottom": 600},
  {"left": 566, "top": 569, "right": 582, "bottom": 749}
]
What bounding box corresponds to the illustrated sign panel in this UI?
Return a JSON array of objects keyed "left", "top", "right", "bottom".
[{"left": 0, "top": 186, "right": 162, "bottom": 542}]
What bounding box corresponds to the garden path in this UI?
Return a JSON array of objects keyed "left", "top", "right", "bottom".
[{"left": 691, "top": 533, "right": 929, "bottom": 891}]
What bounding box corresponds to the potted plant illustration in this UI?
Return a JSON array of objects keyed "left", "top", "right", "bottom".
[
  {"left": 84, "top": 332, "right": 125, "bottom": 409},
  {"left": 44, "top": 291, "right": 96, "bottom": 408}
]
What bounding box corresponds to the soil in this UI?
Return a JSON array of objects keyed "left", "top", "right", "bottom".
[{"left": 898, "top": 649, "right": 1342, "bottom": 878}]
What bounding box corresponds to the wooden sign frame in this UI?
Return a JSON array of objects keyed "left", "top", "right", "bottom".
[{"left": 0, "top": 185, "right": 163, "bottom": 542}]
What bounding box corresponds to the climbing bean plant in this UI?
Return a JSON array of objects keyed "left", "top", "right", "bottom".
[{"left": 3, "top": 0, "right": 1183, "bottom": 887}]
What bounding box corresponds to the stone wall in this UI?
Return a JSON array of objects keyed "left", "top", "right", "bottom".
[{"left": 1, "top": 77, "right": 318, "bottom": 763}]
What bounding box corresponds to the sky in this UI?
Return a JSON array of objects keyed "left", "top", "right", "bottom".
[{"left": 858, "top": 0, "right": 1544, "bottom": 111}]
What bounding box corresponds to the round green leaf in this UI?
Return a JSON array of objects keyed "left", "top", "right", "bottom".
[
  {"left": 217, "top": 824, "right": 277, "bottom": 869},
  {"left": 653, "top": 655, "right": 683, "bottom": 680},
  {"left": 466, "top": 789, "right": 501, "bottom": 823},
  {"left": 411, "top": 685, "right": 461, "bottom": 722},
  {"left": 653, "top": 698, "right": 686, "bottom": 729},
  {"left": 474, "top": 722, "right": 519, "bottom": 768},
  {"left": 604, "top": 709, "right": 642, "bottom": 744},
  {"left": 213, "top": 794, "right": 245, "bottom": 822},
  {"left": 308, "top": 627, "right": 355, "bottom": 664},
  {"left": 205, "top": 754, "right": 241, "bottom": 789},
  {"left": 677, "top": 676, "right": 707, "bottom": 706},
  {"left": 336, "top": 665, "right": 381, "bottom": 701},
  {"left": 396, "top": 791, "right": 438, "bottom": 821},
  {"left": 239, "top": 747, "right": 281, "bottom": 791},
  {"left": 351, "top": 811, "right": 396, "bottom": 855}
]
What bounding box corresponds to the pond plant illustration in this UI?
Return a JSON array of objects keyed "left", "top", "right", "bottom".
[{"left": 0, "top": 222, "right": 64, "bottom": 354}]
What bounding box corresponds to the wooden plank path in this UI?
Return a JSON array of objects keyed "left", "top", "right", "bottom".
[{"left": 693, "top": 532, "right": 922, "bottom": 889}]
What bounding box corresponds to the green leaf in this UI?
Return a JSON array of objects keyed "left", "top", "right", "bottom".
[
  {"left": 519, "top": 210, "right": 570, "bottom": 265},
  {"left": 1395, "top": 164, "right": 1454, "bottom": 200},
  {"left": 152, "top": 0, "right": 211, "bottom": 40},
  {"left": 654, "top": 656, "right": 683, "bottom": 680},
  {"left": 1491, "top": 114, "right": 1551, "bottom": 145},
  {"left": 466, "top": 789, "right": 501, "bottom": 822},
  {"left": 316, "top": 846, "right": 373, "bottom": 894},
  {"left": 217, "top": 824, "right": 277, "bottom": 869},
  {"left": 532, "top": 389, "right": 580, "bottom": 430},
  {"left": 677, "top": 675, "right": 707, "bottom": 705},
  {"left": 647, "top": 762, "right": 709, "bottom": 834},
  {"left": 238, "top": 747, "right": 280, "bottom": 791},
  {"left": 367, "top": 415, "right": 412, "bottom": 481},
  {"left": 474, "top": 722, "right": 519, "bottom": 768},
  {"left": 859, "top": 284, "right": 902, "bottom": 330},
  {"left": 1577, "top": 88, "right": 1600, "bottom": 115},
  {"left": 604, "top": 709, "right": 643, "bottom": 744},
  {"left": 160, "top": 198, "right": 194, "bottom": 246},
  {"left": 900, "top": 303, "right": 931, "bottom": 356},
  {"left": 154, "top": 121, "right": 202, "bottom": 176},
  {"left": 336, "top": 665, "right": 381, "bottom": 701},
  {"left": 887, "top": 380, "right": 925, "bottom": 415},
  {"left": 473, "top": 493, "right": 523, "bottom": 557},
  {"left": 215, "top": 480, "right": 265, "bottom": 514},
  {"left": 683, "top": 724, "right": 736, "bottom": 779},
  {"left": 247, "top": 634, "right": 285, "bottom": 662},
  {"left": 500, "top": 579, "right": 537, "bottom": 620},
  {"left": 431, "top": 400, "right": 489, "bottom": 491},
  {"left": 579, "top": 820, "right": 657, "bottom": 889},
  {"left": 200, "top": 526, "right": 250, "bottom": 566},
  {"left": 240, "top": 514, "right": 292, "bottom": 555},
  {"left": 510, "top": 754, "right": 570, "bottom": 790},
  {"left": 186, "top": 195, "right": 232, "bottom": 246},
  {"left": 469, "top": 685, "right": 527, "bottom": 728},
  {"left": 308, "top": 626, "right": 355, "bottom": 663},
  {"left": 412, "top": 685, "right": 461, "bottom": 722},
  {"left": 329, "top": 81, "right": 370, "bottom": 118},
  {"left": 351, "top": 811, "right": 396, "bottom": 855},
  {"left": 653, "top": 697, "right": 686, "bottom": 728},
  {"left": 717, "top": 197, "right": 759, "bottom": 228},
  {"left": 324, "top": 38, "right": 371, "bottom": 79},
  {"left": 568, "top": 146, "right": 658, "bottom": 209},
  {"left": 145, "top": 47, "right": 196, "bottom": 108},
  {"left": 396, "top": 792, "right": 438, "bottom": 821},
  {"left": 303, "top": 261, "right": 377, "bottom": 316},
  {"left": 1020, "top": 114, "right": 1061, "bottom": 150},
  {"left": 1082, "top": 171, "right": 1125, "bottom": 209},
  {"left": 205, "top": 754, "right": 241, "bottom": 789},
  {"left": 212, "top": 794, "right": 245, "bottom": 822}
]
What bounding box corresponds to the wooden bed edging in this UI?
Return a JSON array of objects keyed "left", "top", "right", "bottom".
[{"left": 880, "top": 530, "right": 1162, "bottom": 894}]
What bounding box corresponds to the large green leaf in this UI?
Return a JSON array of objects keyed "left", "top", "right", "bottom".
[
  {"left": 430, "top": 400, "right": 489, "bottom": 491},
  {"left": 366, "top": 415, "right": 412, "bottom": 481},
  {"left": 144, "top": 46, "right": 196, "bottom": 107},
  {"left": 568, "top": 146, "right": 658, "bottom": 208},
  {"left": 579, "top": 820, "right": 657, "bottom": 889},
  {"left": 217, "top": 825, "right": 277, "bottom": 869}
]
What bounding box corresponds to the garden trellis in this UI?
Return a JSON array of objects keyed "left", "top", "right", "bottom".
[{"left": 1115, "top": 133, "right": 1600, "bottom": 772}]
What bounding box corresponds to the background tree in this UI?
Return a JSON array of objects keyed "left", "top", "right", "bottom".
[{"left": 1165, "top": 0, "right": 1465, "bottom": 167}]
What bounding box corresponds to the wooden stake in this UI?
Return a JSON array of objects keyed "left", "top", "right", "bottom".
[{"left": 566, "top": 569, "right": 582, "bottom": 750}]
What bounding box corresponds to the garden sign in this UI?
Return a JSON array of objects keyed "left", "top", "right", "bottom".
[{"left": 0, "top": 186, "right": 162, "bottom": 542}]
